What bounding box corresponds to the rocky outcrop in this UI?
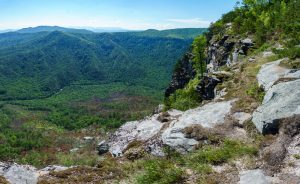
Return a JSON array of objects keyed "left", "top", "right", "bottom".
[
  {"left": 107, "top": 100, "right": 236, "bottom": 156},
  {"left": 196, "top": 76, "right": 220, "bottom": 100},
  {"left": 239, "top": 169, "right": 270, "bottom": 184},
  {"left": 207, "top": 35, "right": 254, "bottom": 72},
  {"left": 0, "top": 163, "right": 38, "bottom": 184},
  {"left": 252, "top": 79, "right": 300, "bottom": 134},
  {"left": 257, "top": 58, "right": 300, "bottom": 90},
  {"left": 196, "top": 71, "right": 233, "bottom": 100},
  {"left": 165, "top": 52, "right": 196, "bottom": 97},
  {"left": 161, "top": 100, "right": 235, "bottom": 152},
  {"left": 108, "top": 113, "right": 165, "bottom": 157},
  {"left": 233, "top": 112, "right": 252, "bottom": 125},
  {"left": 98, "top": 141, "right": 109, "bottom": 155},
  {"left": 252, "top": 57, "right": 300, "bottom": 134},
  {"left": 0, "top": 163, "right": 70, "bottom": 184}
]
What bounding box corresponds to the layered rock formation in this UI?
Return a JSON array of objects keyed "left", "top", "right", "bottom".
[
  {"left": 165, "top": 30, "right": 254, "bottom": 101},
  {"left": 253, "top": 59, "right": 300, "bottom": 134}
]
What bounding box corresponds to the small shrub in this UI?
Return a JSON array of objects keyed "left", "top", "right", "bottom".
[
  {"left": 274, "top": 47, "right": 300, "bottom": 60},
  {"left": 189, "top": 140, "right": 258, "bottom": 165},
  {"left": 56, "top": 152, "right": 100, "bottom": 167},
  {"left": 136, "top": 160, "right": 184, "bottom": 184},
  {"left": 280, "top": 58, "right": 300, "bottom": 69},
  {"left": 246, "top": 83, "right": 265, "bottom": 102},
  {"left": 294, "top": 154, "right": 300, "bottom": 160},
  {"left": 19, "top": 151, "right": 55, "bottom": 168},
  {"left": 165, "top": 78, "right": 200, "bottom": 111},
  {"left": 193, "top": 163, "right": 213, "bottom": 174}
]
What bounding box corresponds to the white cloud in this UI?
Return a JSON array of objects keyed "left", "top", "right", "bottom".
[{"left": 166, "top": 18, "right": 211, "bottom": 28}]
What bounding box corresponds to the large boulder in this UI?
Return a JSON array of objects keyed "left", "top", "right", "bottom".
[
  {"left": 252, "top": 79, "right": 300, "bottom": 134},
  {"left": 0, "top": 163, "right": 38, "bottom": 184},
  {"left": 161, "top": 100, "right": 235, "bottom": 152},
  {"left": 239, "top": 169, "right": 270, "bottom": 184},
  {"left": 98, "top": 141, "right": 110, "bottom": 155},
  {"left": 196, "top": 76, "right": 220, "bottom": 100},
  {"left": 108, "top": 114, "right": 165, "bottom": 157},
  {"left": 257, "top": 59, "right": 300, "bottom": 90}
]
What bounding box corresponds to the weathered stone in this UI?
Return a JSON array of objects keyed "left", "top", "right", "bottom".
[
  {"left": 262, "top": 51, "right": 274, "bottom": 58},
  {"left": 233, "top": 112, "right": 252, "bottom": 125},
  {"left": 70, "top": 148, "right": 79, "bottom": 153},
  {"left": 239, "top": 169, "right": 270, "bottom": 184},
  {"left": 281, "top": 134, "right": 300, "bottom": 177},
  {"left": 38, "top": 165, "right": 69, "bottom": 176},
  {"left": 214, "top": 88, "right": 227, "bottom": 101},
  {"left": 83, "top": 136, "right": 94, "bottom": 141},
  {"left": 0, "top": 163, "right": 38, "bottom": 184},
  {"left": 108, "top": 114, "right": 163, "bottom": 157},
  {"left": 241, "top": 38, "right": 253, "bottom": 45},
  {"left": 153, "top": 104, "right": 164, "bottom": 114},
  {"left": 161, "top": 100, "right": 235, "bottom": 152},
  {"left": 196, "top": 76, "right": 220, "bottom": 100},
  {"left": 257, "top": 58, "right": 300, "bottom": 90},
  {"left": 98, "top": 141, "right": 109, "bottom": 155},
  {"left": 252, "top": 79, "right": 300, "bottom": 134}
]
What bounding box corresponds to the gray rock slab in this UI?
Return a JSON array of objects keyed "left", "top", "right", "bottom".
[
  {"left": 252, "top": 79, "right": 300, "bottom": 134},
  {"left": 161, "top": 100, "right": 235, "bottom": 152}
]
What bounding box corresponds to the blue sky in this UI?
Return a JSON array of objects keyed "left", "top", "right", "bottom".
[{"left": 0, "top": 0, "right": 238, "bottom": 30}]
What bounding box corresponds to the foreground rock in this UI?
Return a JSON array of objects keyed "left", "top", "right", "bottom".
[
  {"left": 108, "top": 113, "right": 166, "bottom": 157},
  {"left": 239, "top": 169, "right": 270, "bottom": 184},
  {"left": 0, "top": 163, "right": 38, "bottom": 184},
  {"left": 252, "top": 79, "right": 300, "bottom": 134},
  {"left": 108, "top": 100, "right": 237, "bottom": 156},
  {"left": 98, "top": 140, "right": 110, "bottom": 155},
  {"left": 162, "top": 100, "right": 236, "bottom": 152},
  {"left": 0, "top": 163, "right": 70, "bottom": 184},
  {"left": 257, "top": 58, "right": 300, "bottom": 90}
]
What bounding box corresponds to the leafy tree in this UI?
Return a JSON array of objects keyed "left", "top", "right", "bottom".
[{"left": 192, "top": 35, "right": 207, "bottom": 77}]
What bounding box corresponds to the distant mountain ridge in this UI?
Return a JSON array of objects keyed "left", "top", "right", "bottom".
[
  {"left": 0, "top": 27, "right": 206, "bottom": 100},
  {"left": 16, "top": 26, "right": 94, "bottom": 34},
  {"left": 12, "top": 26, "right": 207, "bottom": 38}
]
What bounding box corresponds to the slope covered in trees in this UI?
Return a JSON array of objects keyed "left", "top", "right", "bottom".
[
  {"left": 0, "top": 28, "right": 206, "bottom": 100},
  {"left": 0, "top": 28, "right": 206, "bottom": 165}
]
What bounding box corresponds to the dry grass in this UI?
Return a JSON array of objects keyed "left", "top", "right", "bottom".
[
  {"left": 0, "top": 176, "right": 9, "bottom": 184},
  {"left": 38, "top": 157, "right": 125, "bottom": 184},
  {"left": 220, "top": 54, "right": 277, "bottom": 113}
]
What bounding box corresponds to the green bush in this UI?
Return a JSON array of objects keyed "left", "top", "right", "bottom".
[
  {"left": 246, "top": 83, "right": 265, "bottom": 102},
  {"left": 136, "top": 160, "right": 184, "bottom": 184},
  {"left": 274, "top": 47, "right": 300, "bottom": 60},
  {"left": 165, "top": 78, "right": 200, "bottom": 111},
  {"left": 189, "top": 140, "right": 258, "bottom": 165}
]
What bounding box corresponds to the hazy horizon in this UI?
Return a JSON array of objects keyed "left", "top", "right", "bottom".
[{"left": 0, "top": 0, "right": 238, "bottom": 30}]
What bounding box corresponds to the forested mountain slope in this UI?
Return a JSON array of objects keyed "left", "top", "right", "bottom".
[{"left": 0, "top": 28, "right": 206, "bottom": 100}]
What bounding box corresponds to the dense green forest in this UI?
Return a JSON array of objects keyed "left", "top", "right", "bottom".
[
  {"left": 0, "top": 27, "right": 206, "bottom": 165},
  {"left": 0, "top": 28, "right": 206, "bottom": 100}
]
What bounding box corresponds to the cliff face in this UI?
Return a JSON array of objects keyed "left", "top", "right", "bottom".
[
  {"left": 164, "top": 52, "right": 196, "bottom": 97},
  {"left": 206, "top": 33, "right": 254, "bottom": 72},
  {"left": 165, "top": 26, "right": 254, "bottom": 100}
]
